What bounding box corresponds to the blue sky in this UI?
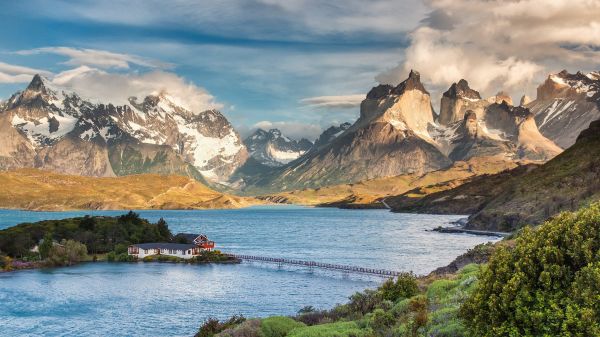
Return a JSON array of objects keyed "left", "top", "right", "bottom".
[
  {"left": 2, "top": 1, "right": 598, "bottom": 140},
  {"left": 0, "top": 0, "right": 426, "bottom": 140}
]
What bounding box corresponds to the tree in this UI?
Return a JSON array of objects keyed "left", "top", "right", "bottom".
[
  {"left": 47, "top": 240, "right": 87, "bottom": 266},
  {"left": 156, "top": 218, "right": 171, "bottom": 241},
  {"left": 461, "top": 202, "right": 600, "bottom": 336},
  {"left": 80, "top": 215, "right": 96, "bottom": 231},
  {"left": 39, "top": 231, "right": 53, "bottom": 260}
]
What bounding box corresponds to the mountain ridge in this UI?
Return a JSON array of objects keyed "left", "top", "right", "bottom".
[{"left": 0, "top": 74, "right": 247, "bottom": 184}]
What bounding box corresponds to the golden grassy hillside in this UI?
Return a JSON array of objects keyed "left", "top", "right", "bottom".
[
  {"left": 261, "top": 156, "right": 520, "bottom": 207},
  {"left": 0, "top": 169, "right": 261, "bottom": 211}
]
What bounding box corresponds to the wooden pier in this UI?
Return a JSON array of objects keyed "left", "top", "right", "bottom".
[{"left": 224, "top": 253, "right": 403, "bottom": 277}]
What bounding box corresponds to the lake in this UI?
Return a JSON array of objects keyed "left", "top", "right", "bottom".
[{"left": 0, "top": 206, "right": 499, "bottom": 336}]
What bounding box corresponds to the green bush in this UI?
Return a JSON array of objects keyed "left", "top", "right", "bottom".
[
  {"left": 107, "top": 251, "right": 117, "bottom": 262},
  {"left": 370, "top": 308, "right": 395, "bottom": 334},
  {"left": 347, "top": 289, "right": 383, "bottom": 317},
  {"left": 462, "top": 202, "right": 600, "bottom": 336},
  {"left": 114, "top": 243, "right": 129, "bottom": 255},
  {"left": 380, "top": 273, "right": 419, "bottom": 302},
  {"left": 287, "top": 321, "right": 370, "bottom": 337},
  {"left": 143, "top": 254, "right": 184, "bottom": 263},
  {"left": 260, "top": 316, "right": 305, "bottom": 337},
  {"left": 192, "top": 250, "right": 230, "bottom": 263},
  {"left": 47, "top": 239, "right": 87, "bottom": 266}
]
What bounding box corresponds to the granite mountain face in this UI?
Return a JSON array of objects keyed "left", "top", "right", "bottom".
[
  {"left": 0, "top": 75, "right": 247, "bottom": 183},
  {"left": 238, "top": 71, "right": 567, "bottom": 192},
  {"left": 240, "top": 71, "right": 453, "bottom": 192},
  {"left": 526, "top": 70, "right": 600, "bottom": 149},
  {"left": 432, "top": 79, "right": 561, "bottom": 163}
]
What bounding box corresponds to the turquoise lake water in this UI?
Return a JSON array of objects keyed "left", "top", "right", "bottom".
[{"left": 0, "top": 206, "right": 499, "bottom": 336}]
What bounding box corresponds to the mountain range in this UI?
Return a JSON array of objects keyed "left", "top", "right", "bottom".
[
  {"left": 0, "top": 75, "right": 247, "bottom": 184},
  {"left": 238, "top": 70, "right": 594, "bottom": 193},
  {"left": 1, "top": 69, "right": 599, "bottom": 199}
]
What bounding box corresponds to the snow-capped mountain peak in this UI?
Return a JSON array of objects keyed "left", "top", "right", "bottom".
[
  {"left": 1, "top": 74, "right": 248, "bottom": 182},
  {"left": 243, "top": 128, "right": 312, "bottom": 167}
]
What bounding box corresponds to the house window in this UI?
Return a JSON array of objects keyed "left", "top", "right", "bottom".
[{"left": 144, "top": 249, "right": 148, "bottom": 254}]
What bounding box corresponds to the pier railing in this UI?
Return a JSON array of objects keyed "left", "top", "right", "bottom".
[{"left": 224, "top": 253, "right": 403, "bottom": 277}]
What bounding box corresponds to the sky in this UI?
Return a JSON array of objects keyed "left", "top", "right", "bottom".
[{"left": 1, "top": 0, "right": 599, "bottom": 140}]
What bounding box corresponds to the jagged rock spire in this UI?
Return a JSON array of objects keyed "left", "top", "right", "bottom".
[
  {"left": 26, "top": 74, "right": 48, "bottom": 93},
  {"left": 443, "top": 79, "right": 481, "bottom": 100},
  {"left": 393, "top": 69, "right": 429, "bottom": 95}
]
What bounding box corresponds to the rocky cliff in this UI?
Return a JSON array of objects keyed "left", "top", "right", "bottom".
[
  {"left": 528, "top": 70, "right": 600, "bottom": 148},
  {"left": 240, "top": 71, "right": 452, "bottom": 192}
]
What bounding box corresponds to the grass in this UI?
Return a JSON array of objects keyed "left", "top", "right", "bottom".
[{"left": 0, "top": 168, "right": 260, "bottom": 211}]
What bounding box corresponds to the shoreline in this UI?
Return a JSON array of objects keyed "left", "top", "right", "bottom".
[
  {"left": 431, "top": 226, "right": 510, "bottom": 237},
  {"left": 1, "top": 256, "right": 241, "bottom": 274}
]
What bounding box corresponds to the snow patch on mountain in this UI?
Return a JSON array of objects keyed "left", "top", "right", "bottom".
[{"left": 244, "top": 128, "right": 312, "bottom": 167}]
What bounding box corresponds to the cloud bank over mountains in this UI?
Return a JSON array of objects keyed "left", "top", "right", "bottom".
[
  {"left": 377, "top": 0, "right": 600, "bottom": 99},
  {"left": 1, "top": 47, "right": 221, "bottom": 114}
]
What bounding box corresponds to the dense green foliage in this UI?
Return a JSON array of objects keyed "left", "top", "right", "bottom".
[
  {"left": 461, "top": 202, "right": 600, "bottom": 336},
  {"left": 380, "top": 273, "right": 420, "bottom": 302},
  {"left": 0, "top": 211, "right": 172, "bottom": 257},
  {"left": 287, "top": 321, "right": 368, "bottom": 337},
  {"left": 259, "top": 317, "right": 306, "bottom": 337},
  {"left": 39, "top": 231, "right": 53, "bottom": 259},
  {"left": 46, "top": 239, "right": 88, "bottom": 266}
]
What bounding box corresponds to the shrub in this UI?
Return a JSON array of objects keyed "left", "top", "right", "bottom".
[
  {"left": 287, "top": 321, "right": 370, "bottom": 337},
  {"left": 259, "top": 316, "right": 305, "bottom": 337},
  {"left": 107, "top": 251, "right": 116, "bottom": 262},
  {"left": 47, "top": 240, "right": 87, "bottom": 266},
  {"left": 296, "top": 310, "right": 331, "bottom": 326},
  {"left": 114, "top": 243, "right": 129, "bottom": 255},
  {"left": 216, "top": 319, "right": 261, "bottom": 337},
  {"left": 107, "top": 250, "right": 134, "bottom": 262},
  {"left": 143, "top": 254, "right": 184, "bottom": 263},
  {"left": 347, "top": 289, "right": 383, "bottom": 317},
  {"left": 39, "top": 231, "right": 53, "bottom": 259},
  {"left": 380, "top": 273, "right": 419, "bottom": 302},
  {"left": 196, "top": 315, "right": 246, "bottom": 337},
  {"left": 370, "top": 308, "right": 395, "bottom": 334},
  {"left": 0, "top": 255, "right": 9, "bottom": 271},
  {"left": 461, "top": 202, "right": 600, "bottom": 336}
]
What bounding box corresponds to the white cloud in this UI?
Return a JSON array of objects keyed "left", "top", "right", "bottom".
[
  {"left": 16, "top": 47, "right": 171, "bottom": 69},
  {"left": 377, "top": 0, "right": 600, "bottom": 99},
  {"left": 0, "top": 61, "right": 52, "bottom": 83},
  {"left": 50, "top": 66, "right": 221, "bottom": 113},
  {"left": 33, "top": 0, "right": 426, "bottom": 42},
  {"left": 300, "top": 94, "right": 364, "bottom": 109}
]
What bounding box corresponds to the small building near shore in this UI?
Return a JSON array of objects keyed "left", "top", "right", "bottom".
[{"left": 127, "top": 234, "right": 215, "bottom": 260}]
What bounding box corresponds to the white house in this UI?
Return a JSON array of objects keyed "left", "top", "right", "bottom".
[
  {"left": 127, "top": 234, "right": 215, "bottom": 260},
  {"left": 127, "top": 243, "right": 201, "bottom": 259}
]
